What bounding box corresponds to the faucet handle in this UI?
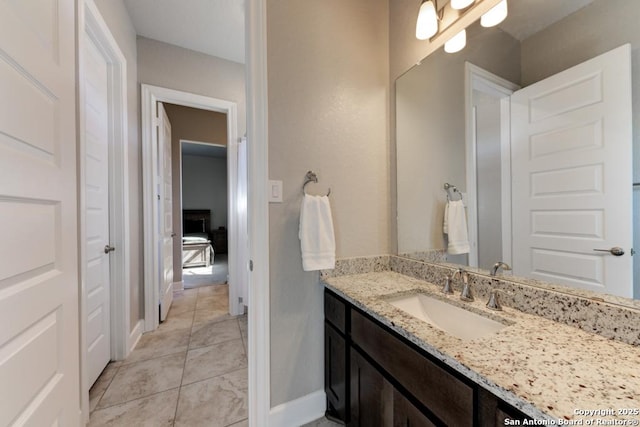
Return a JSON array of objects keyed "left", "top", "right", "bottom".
[
  {"left": 442, "top": 275, "right": 454, "bottom": 294},
  {"left": 460, "top": 272, "right": 474, "bottom": 302},
  {"left": 486, "top": 288, "right": 502, "bottom": 311},
  {"left": 486, "top": 288, "right": 513, "bottom": 311}
]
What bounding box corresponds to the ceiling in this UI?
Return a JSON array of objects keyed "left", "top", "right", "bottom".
[
  {"left": 120, "top": 0, "right": 594, "bottom": 70},
  {"left": 498, "top": 0, "right": 595, "bottom": 41},
  {"left": 123, "top": 0, "right": 245, "bottom": 64}
]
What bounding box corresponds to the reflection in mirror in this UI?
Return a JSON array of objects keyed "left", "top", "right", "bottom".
[{"left": 396, "top": 0, "right": 640, "bottom": 301}]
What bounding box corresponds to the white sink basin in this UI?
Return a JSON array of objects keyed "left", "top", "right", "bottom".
[{"left": 386, "top": 293, "right": 507, "bottom": 341}]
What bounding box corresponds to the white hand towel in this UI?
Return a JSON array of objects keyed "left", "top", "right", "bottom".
[
  {"left": 299, "top": 194, "right": 336, "bottom": 271},
  {"left": 443, "top": 202, "right": 449, "bottom": 234},
  {"left": 444, "top": 200, "right": 470, "bottom": 255}
]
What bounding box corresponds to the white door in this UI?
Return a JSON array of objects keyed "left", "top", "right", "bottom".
[
  {"left": 0, "top": 0, "right": 81, "bottom": 425},
  {"left": 83, "top": 33, "right": 112, "bottom": 386},
  {"left": 158, "top": 103, "right": 174, "bottom": 321},
  {"left": 511, "top": 44, "right": 633, "bottom": 297}
]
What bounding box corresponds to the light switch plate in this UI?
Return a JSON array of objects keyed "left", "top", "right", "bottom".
[{"left": 269, "top": 180, "right": 283, "bottom": 203}]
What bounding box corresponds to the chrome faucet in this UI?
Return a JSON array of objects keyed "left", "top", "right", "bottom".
[
  {"left": 491, "top": 261, "right": 511, "bottom": 277},
  {"left": 487, "top": 262, "right": 511, "bottom": 311},
  {"left": 452, "top": 268, "right": 473, "bottom": 302}
]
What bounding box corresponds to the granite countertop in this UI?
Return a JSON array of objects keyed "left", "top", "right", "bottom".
[{"left": 323, "top": 271, "right": 640, "bottom": 423}]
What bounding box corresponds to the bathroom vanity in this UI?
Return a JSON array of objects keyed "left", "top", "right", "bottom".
[
  {"left": 325, "top": 289, "right": 530, "bottom": 426},
  {"left": 323, "top": 266, "right": 640, "bottom": 426}
]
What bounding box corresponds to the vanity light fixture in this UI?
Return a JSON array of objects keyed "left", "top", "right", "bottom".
[
  {"left": 451, "top": 0, "right": 475, "bottom": 10},
  {"left": 416, "top": 0, "right": 438, "bottom": 40},
  {"left": 444, "top": 29, "right": 466, "bottom": 53},
  {"left": 481, "top": 0, "right": 508, "bottom": 27}
]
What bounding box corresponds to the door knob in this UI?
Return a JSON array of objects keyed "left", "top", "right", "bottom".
[
  {"left": 593, "top": 247, "right": 625, "bottom": 256},
  {"left": 171, "top": 232, "right": 176, "bottom": 237},
  {"left": 104, "top": 245, "right": 115, "bottom": 254}
]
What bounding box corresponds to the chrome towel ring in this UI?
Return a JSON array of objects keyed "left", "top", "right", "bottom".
[{"left": 303, "top": 171, "right": 331, "bottom": 196}]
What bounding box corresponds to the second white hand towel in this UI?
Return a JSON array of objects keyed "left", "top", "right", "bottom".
[
  {"left": 445, "top": 200, "right": 470, "bottom": 255},
  {"left": 299, "top": 194, "right": 336, "bottom": 271}
]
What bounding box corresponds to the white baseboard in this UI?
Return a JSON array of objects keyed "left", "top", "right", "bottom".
[
  {"left": 128, "top": 319, "right": 144, "bottom": 355},
  {"left": 269, "top": 389, "right": 326, "bottom": 427},
  {"left": 172, "top": 281, "right": 184, "bottom": 292}
]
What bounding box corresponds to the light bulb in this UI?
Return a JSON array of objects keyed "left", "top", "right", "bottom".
[
  {"left": 444, "top": 29, "right": 466, "bottom": 53},
  {"left": 481, "top": 0, "right": 508, "bottom": 27},
  {"left": 451, "top": 0, "right": 474, "bottom": 10},
  {"left": 416, "top": 1, "right": 438, "bottom": 40}
]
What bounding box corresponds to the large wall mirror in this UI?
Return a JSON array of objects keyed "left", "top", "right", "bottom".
[{"left": 396, "top": 0, "right": 640, "bottom": 302}]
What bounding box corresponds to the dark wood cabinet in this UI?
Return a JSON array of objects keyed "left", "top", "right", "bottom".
[
  {"left": 350, "top": 348, "right": 392, "bottom": 426},
  {"left": 352, "top": 310, "right": 473, "bottom": 426},
  {"left": 393, "top": 389, "right": 436, "bottom": 427},
  {"left": 325, "top": 323, "right": 348, "bottom": 421},
  {"left": 325, "top": 290, "right": 349, "bottom": 422},
  {"left": 324, "top": 288, "right": 533, "bottom": 427}
]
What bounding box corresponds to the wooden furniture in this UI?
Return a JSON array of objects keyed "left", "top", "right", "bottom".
[
  {"left": 324, "top": 289, "right": 532, "bottom": 426},
  {"left": 182, "top": 209, "right": 213, "bottom": 268},
  {"left": 183, "top": 209, "right": 211, "bottom": 238},
  {"left": 212, "top": 228, "right": 228, "bottom": 254},
  {"left": 182, "top": 241, "right": 212, "bottom": 267}
]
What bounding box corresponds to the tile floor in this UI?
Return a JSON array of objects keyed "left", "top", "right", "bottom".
[
  {"left": 89, "top": 283, "right": 248, "bottom": 426},
  {"left": 89, "top": 282, "right": 342, "bottom": 427}
]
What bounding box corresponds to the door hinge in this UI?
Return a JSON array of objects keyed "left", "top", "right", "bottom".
[
  {"left": 238, "top": 297, "right": 243, "bottom": 304},
  {"left": 249, "top": 260, "right": 254, "bottom": 271},
  {"left": 157, "top": 194, "right": 160, "bottom": 200}
]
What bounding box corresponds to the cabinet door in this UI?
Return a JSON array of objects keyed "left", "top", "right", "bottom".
[
  {"left": 325, "top": 322, "right": 347, "bottom": 421},
  {"left": 393, "top": 389, "right": 437, "bottom": 427},
  {"left": 496, "top": 406, "right": 532, "bottom": 426},
  {"left": 350, "top": 349, "right": 392, "bottom": 427}
]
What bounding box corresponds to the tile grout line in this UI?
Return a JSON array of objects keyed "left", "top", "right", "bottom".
[
  {"left": 93, "top": 386, "right": 182, "bottom": 413},
  {"left": 178, "top": 366, "right": 249, "bottom": 388},
  {"left": 172, "top": 301, "right": 199, "bottom": 425},
  {"left": 91, "top": 364, "right": 121, "bottom": 415}
]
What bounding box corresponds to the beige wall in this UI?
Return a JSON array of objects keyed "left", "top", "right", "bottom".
[
  {"left": 163, "top": 103, "right": 227, "bottom": 283},
  {"left": 267, "top": 0, "right": 390, "bottom": 406},
  {"left": 137, "top": 37, "right": 246, "bottom": 137},
  {"left": 164, "top": 104, "right": 227, "bottom": 145},
  {"left": 94, "top": 0, "right": 143, "bottom": 333}
]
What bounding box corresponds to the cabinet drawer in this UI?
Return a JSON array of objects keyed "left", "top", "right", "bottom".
[
  {"left": 351, "top": 309, "right": 474, "bottom": 427},
  {"left": 324, "top": 290, "right": 347, "bottom": 333}
]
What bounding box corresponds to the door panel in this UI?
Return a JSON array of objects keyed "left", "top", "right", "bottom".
[
  {"left": 159, "top": 103, "right": 174, "bottom": 321},
  {"left": 83, "top": 32, "right": 111, "bottom": 387},
  {"left": 0, "top": 0, "right": 80, "bottom": 424},
  {"left": 511, "top": 44, "right": 633, "bottom": 297}
]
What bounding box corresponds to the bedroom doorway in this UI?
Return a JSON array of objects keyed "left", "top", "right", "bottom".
[
  {"left": 141, "top": 84, "right": 246, "bottom": 333},
  {"left": 179, "top": 140, "right": 230, "bottom": 290}
]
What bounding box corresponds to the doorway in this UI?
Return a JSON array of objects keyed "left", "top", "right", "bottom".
[
  {"left": 179, "top": 139, "right": 230, "bottom": 290},
  {"left": 141, "top": 84, "right": 245, "bottom": 332},
  {"left": 464, "top": 63, "right": 519, "bottom": 270}
]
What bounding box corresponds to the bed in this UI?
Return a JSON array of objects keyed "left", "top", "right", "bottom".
[{"left": 182, "top": 209, "right": 214, "bottom": 268}]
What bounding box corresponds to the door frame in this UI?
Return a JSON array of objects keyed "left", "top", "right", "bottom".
[
  {"left": 141, "top": 85, "right": 240, "bottom": 331},
  {"left": 246, "top": 0, "right": 271, "bottom": 423},
  {"left": 78, "top": 0, "right": 131, "bottom": 420},
  {"left": 464, "top": 62, "right": 519, "bottom": 268}
]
